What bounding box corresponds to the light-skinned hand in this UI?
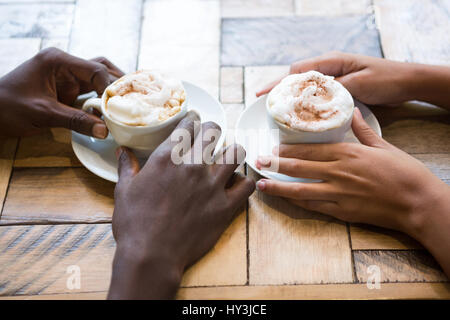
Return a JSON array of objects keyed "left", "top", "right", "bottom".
[{"left": 255, "top": 108, "right": 450, "bottom": 276}]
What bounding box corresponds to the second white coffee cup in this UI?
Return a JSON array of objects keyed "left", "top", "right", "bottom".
[{"left": 266, "top": 96, "right": 354, "bottom": 144}]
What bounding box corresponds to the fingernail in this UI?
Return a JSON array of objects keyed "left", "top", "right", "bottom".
[
  {"left": 255, "top": 160, "right": 261, "bottom": 170},
  {"left": 115, "top": 147, "right": 123, "bottom": 160},
  {"left": 93, "top": 123, "right": 108, "bottom": 139},
  {"left": 354, "top": 107, "right": 362, "bottom": 118},
  {"left": 256, "top": 179, "right": 266, "bottom": 191},
  {"left": 257, "top": 156, "right": 271, "bottom": 167}
]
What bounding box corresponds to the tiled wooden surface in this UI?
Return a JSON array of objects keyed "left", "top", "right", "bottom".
[{"left": 0, "top": 0, "right": 449, "bottom": 299}]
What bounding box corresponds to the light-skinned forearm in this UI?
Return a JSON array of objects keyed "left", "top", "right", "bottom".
[
  {"left": 404, "top": 181, "right": 450, "bottom": 277},
  {"left": 405, "top": 63, "right": 450, "bottom": 111}
]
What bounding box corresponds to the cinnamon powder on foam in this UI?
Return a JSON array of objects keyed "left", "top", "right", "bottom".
[
  {"left": 105, "top": 70, "right": 185, "bottom": 126},
  {"left": 267, "top": 71, "right": 354, "bottom": 132}
]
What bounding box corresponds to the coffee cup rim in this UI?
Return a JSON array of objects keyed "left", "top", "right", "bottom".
[
  {"left": 100, "top": 78, "right": 188, "bottom": 131},
  {"left": 265, "top": 94, "right": 354, "bottom": 133}
]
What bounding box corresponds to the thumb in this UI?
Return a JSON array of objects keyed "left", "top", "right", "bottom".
[
  {"left": 49, "top": 101, "right": 108, "bottom": 139},
  {"left": 116, "top": 147, "right": 140, "bottom": 186},
  {"left": 351, "top": 107, "right": 384, "bottom": 147}
]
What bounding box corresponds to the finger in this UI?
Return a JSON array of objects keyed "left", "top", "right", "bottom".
[
  {"left": 215, "top": 144, "right": 246, "bottom": 184},
  {"left": 273, "top": 144, "right": 340, "bottom": 161},
  {"left": 60, "top": 54, "right": 112, "bottom": 95},
  {"left": 256, "top": 179, "right": 334, "bottom": 200},
  {"left": 192, "top": 121, "right": 222, "bottom": 164},
  {"left": 256, "top": 52, "right": 355, "bottom": 97},
  {"left": 153, "top": 110, "right": 201, "bottom": 161},
  {"left": 287, "top": 199, "right": 341, "bottom": 216},
  {"left": 291, "top": 51, "right": 363, "bottom": 77},
  {"left": 256, "top": 156, "right": 330, "bottom": 179},
  {"left": 226, "top": 173, "right": 255, "bottom": 214},
  {"left": 335, "top": 71, "right": 363, "bottom": 96},
  {"left": 90, "top": 56, "right": 125, "bottom": 78},
  {"left": 48, "top": 101, "right": 108, "bottom": 138},
  {"left": 116, "top": 147, "right": 140, "bottom": 186},
  {"left": 256, "top": 77, "right": 284, "bottom": 97},
  {"left": 352, "top": 107, "right": 385, "bottom": 148}
]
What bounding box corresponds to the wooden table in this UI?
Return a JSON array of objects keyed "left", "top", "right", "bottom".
[{"left": 0, "top": 0, "right": 449, "bottom": 299}]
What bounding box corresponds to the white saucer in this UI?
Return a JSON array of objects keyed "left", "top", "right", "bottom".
[
  {"left": 72, "top": 81, "right": 227, "bottom": 183},
  {"left": 235, "top": 96, "right": 382, "bottom": 182}
]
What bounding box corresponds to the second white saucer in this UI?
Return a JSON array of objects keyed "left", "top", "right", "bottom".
[{"left": 235, "top": 96, "right": 382, "bottom": 183}]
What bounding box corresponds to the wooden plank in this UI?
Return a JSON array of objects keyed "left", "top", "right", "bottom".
[
  {"left": 69, "top": 0, "right": 142, "bottom": 73},
  {"left": 244, "top": 65, "right": 289, "bottom": 107},
  {"left": 3, "top": 282, "right": 450, "bottom": 300},
  {"left": 354, "top": 250, "right": 448, "bottom": 283},
  {"left": 371, "top": 102, "right": 450, "bottom": 154},
  {"left": 380, "top": 117, "right": 450, "bottom": 154},
  {"left": 0, "top": 224, "right": 114, "bottom": 296},
  {"left": 0, "top": 291, "right": 107, "bottom": 300},
  {"left": 221, "top": 0, "right": 294, "bottom": 18},
  {"left": 41, "top": 38, "right": 69, "bottom": 52},
  {"left": 178, "top": 282, "right": 450, "bottom": 300},
  {"left": 375, "top": 0, "right": 450, "bottom": 64},
  {"left": 14, "top": 128, "right": 80, "bottom": 168},
  {"left": 371, "top": 102, "right": 450, "bottom": 168},
  {"left": 295, "top": 0, "right": 371, "bottom": 16},
  {"left": 248, "top": 168, "right": 353, "bottom": 285},
  {"left": 0, "top": 38, "right": 41, "bottom": 76},
  {"left": 139, "top": 0, "right": 220, "bottom": 98},
  {"left": 182, "top": 211, "right": 247, "bottom": 287},
  {"left": 0, "top": 3, "right": 74, "bottom": 39},
  {"left": 1, "top": 168, "right": 114, "bottom": 224},
  {"left": 142, "top": 0, "right": 219, "bottom": 46},
  {"left": 220, "top": 67, "right": 243, "bottom": 104},
  {"left": 0, "top": 138, "right": 17, "bottom": 215},
  {"left": 222, "top": 16, "right": 382, "bottom": 67},
  {"left": 0, "top": 215, "right": 247, "bottom": 295},
  {"left": 413, "top": 154, "right": 450, "bottom": 181},
  {"left": 350, "top": 224, "right": 422, "bottom": 250}
]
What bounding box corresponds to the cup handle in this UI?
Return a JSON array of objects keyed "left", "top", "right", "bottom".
[{"left": 82, "top": 98, "right": 103, "bottom": 114}]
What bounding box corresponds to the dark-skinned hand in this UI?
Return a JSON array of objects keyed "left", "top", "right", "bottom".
[
  {"left": 108, "top": 112, "right": 255, "bottom": 299},
  {"left": 0, "top": 47, "right": 124, "bottom": 138}
]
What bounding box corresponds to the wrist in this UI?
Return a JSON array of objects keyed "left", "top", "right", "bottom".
[
  {"left": 404, "top": 63, "right": 450, "bottom": 108},
  {"left": 108, "top": 243, "right": 183, "bottom": 299},
  {"left": 402, "top": 180, "right": 450, "bottom": 244}
]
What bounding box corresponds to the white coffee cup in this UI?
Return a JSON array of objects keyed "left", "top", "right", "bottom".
[
  {"left": 82, "top": 78, "right": 195, "bottom": 157},
  {"left": 266, "top": 96, "right": 354, "bottom": 144}
]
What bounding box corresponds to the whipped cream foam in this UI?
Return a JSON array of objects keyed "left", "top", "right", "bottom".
[
  {"left": 267, "top": 71, "right": 354, "bottom": 132},
  {"left": 105, "top": 70, "right": 186, "bottom": 126}
]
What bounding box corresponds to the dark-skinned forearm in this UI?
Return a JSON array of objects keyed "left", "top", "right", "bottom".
[{"left": 108, "top": 245, "right": 182, "bottom": 300}]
